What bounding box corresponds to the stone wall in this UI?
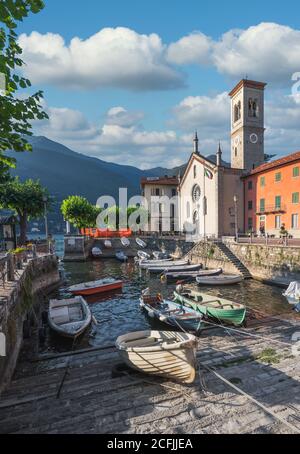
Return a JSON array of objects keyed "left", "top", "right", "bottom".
[
  {"left": 184, "top": 241, "right": 239, "bottom": 274},
  {"left": 0, "top": 255, "right": 60, "bottom": 393},
  {"left": 225, "top": 242, "right": 300, "bottom": 285}
]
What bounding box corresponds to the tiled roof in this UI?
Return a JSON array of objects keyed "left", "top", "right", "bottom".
[
  {"left": 140, "top": 177, "right": 179, "bottom": 186},
  {"left": 245, "top": 151, "right": 300, "bottom": 177}
]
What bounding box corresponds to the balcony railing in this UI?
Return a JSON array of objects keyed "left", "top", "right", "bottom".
[{"left": 256, "top": 204, "right": 287, "bottom": 215}]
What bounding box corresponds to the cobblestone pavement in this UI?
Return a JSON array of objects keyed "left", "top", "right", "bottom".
[{"left": 0, "top": 315, "right": 299, "bottom": 434}]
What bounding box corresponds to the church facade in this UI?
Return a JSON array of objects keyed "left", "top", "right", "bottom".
[{"left": 178, "top": 79, "right": 266, "bottom": 238}]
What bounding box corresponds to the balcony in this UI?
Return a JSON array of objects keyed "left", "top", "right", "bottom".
[{"left": 256, "top": 204, "right": 287, "bottom": 215}]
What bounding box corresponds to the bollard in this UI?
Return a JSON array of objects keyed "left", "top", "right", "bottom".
[
  {"left": 32, "top": 244, "right": 37, "bottom": 259},
  {"left": 7, "top": 253, "right": 15, "bottom": 281}
]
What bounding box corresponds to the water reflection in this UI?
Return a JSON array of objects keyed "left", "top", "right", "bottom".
[{"left": 42, "top": 258, "right": 297, "bottom": 354}]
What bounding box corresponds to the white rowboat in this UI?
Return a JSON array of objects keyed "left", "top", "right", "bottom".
[
  {"left": 48, "top": 297, "right": 92, "bottom": 339},
  {"left": 121, "top": 237, "right": 130, "bottom": 247},
  {"left": 116, "top": 330, "right": 197, "bottom": 383},
  {"left": 196, "top": 275, "right": 243, "bottom": 285},
  {"left": 136, "top": 238, "right": 147, "bottom": 248},
  {"left": 139, "top": 259, "right": 187, "bottom": 269}
]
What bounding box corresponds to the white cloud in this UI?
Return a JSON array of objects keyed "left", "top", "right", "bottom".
[
  {"left": 105, "top": 107, "right": 144, "bottom": 127},
  {"left": 167, "top": 32, "right": 212, "bottom": 65},
  {"left": 19, "top": 28, "right": 184, "bottom": 91},
  {"left": 212, "top": 23, "right": 300, "bottom": 84},
  {"left": 172, "top": 92, "right": 230, "bottom": 130}
]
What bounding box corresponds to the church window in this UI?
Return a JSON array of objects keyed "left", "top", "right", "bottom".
[
  {"left": 193, "top": 165, "right": 197, "bottom": 178},
  {"left": 234, "top": 101, "right": 241, "bottom": 122},
  {"left": 248, "top": 98, "right": 259, "bottom": 118},
  {"left": 187, "top": 201, "right": 190, "bottom": 218},
  {"left": 234, "top": 148, "right": 238, "bottom": 157}
]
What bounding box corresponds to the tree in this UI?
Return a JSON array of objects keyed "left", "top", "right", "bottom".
[
  {"left": 61, "top": 196, "right": 100, "bottom": 231},
  {"left": 0, "top": 0, "right": 48, "bottom": 167},
  {"left": 0, "top": 178, "right": 51, "bottom": 244}
]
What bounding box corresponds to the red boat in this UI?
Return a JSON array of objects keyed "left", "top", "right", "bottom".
[{"left": 68, "top": 278, "right": 123, "bottom": 296}]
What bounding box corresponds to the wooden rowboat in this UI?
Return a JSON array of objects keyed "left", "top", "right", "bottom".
[
  {"left": 91, "top": 247, "right": 102, "bottom": 257},
  {"left": 136, "top": 238, "right": 147, "bottom": 248},
  {"left": 116, "top": 251, "right": 128, "bottom": 262},
  {"left": 104, "top": 240, "right": 112, "bottom": 248},
  {"left": 68, "top": 278, "right": 123, "bottom": 296},
  {"left": 121, "top": 237, "right": 130, "bottom": 247},
  {"left": 196, "top": 274, "right": 243, "bottom": 285},
  {"left": 283, "top": 281, "right": 300, "bottom": 305},
  {"left": 147, "top": 263, "right": 202, "bottom": 274},
  {"left": 174, "top": 289, "right": 246, "bottom": 326},
  {"left": 140, "top": 291, "right": 203, "bottom": 333},
  {"left": 162, "top": 268, "right": 222, "bottom": 282},
  {"left": 137, "top": 250, "right": 151, "bottom": 260},
  {"left": 139, "top": 258, "right": 187, "bottom": 269},
  {"left": 48, "top": 296, "right": 92, "bottom": 338},
  {"left": 116, "top": 330, "right": 197, "bottom": 384}
]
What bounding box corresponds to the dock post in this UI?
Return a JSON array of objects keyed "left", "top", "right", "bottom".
[{"left": 7, "top": 253, "right": 15, "bottom": 282}]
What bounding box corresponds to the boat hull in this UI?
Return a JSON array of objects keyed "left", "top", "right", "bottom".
[
  {"left": 148, "top": 264, "right": 202, "bottom": 274},
  {"left": 48, "top": 296, "right": 92, "bottom": 338},
  {"left": 69, "top": 281, "right": 123, "bottom": 296},
  {"left": 174, "top": 291, "right": 246, "bottom": 326},
  {"left": 196, "top": 275, "right": 243, "bottom": 285},
  {"left": 116, "top": 330, "right": 197, "bottom": 384},
  {"left": 163, "top": 268, "right": 222, "bottom": 281}
]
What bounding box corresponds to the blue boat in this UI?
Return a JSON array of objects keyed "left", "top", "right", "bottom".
[{"left": 140, "top": 291, "right": 203, "bottom": 333}]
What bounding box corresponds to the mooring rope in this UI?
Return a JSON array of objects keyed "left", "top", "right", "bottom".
[
  {"left": 201, "top": 320, "right": 293, "bottom": 347},
  {"left": 202, "top": 363, "right": 300, "bottom": 434}
]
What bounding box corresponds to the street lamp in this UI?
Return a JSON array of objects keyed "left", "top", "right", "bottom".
[
  {"left": 42, "top": 195, "right": 49, "bottom": 239},
  {"left": 233, "top": 195, "right": 238, "bottom": 242}
]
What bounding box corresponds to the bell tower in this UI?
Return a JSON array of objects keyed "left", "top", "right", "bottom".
[{"left": 229, "top": 79, "right": 266, "bottom": 171}]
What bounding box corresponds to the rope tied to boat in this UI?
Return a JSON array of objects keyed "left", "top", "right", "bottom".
[{"left": 202, "top": 363, "right": 300, "bottom": 434}]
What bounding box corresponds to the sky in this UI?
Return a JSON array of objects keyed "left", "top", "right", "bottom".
[{"left": 16, "top": 0, "right": 300, "bottom": 168}]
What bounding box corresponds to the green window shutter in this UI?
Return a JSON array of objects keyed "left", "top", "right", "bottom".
[
  {"left": 292, "top": 192, "right": 299, "bottom": 204},
  {"left": 275, "top": 196, "right": 281, "bottom": 208},
  {"left": 293, "top": 167, "right": 299, "bottom": 177},
  {"left": 275, "top": 172, "right": 281, "bottom": 182},
  {"left": 260, "top": 198, "right": 265, "bottom": 211}
]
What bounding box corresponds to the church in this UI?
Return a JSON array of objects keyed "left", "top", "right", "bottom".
[{"left": 178, "top": 78, "right": 267, "bottom": 238}]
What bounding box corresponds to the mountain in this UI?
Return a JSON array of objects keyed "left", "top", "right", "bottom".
[
  {"left": 10, "top": 136, "right": 186, "bottom": 232},
  {"left": 12, "top": 136, "right": 185, "bottom": 203}
]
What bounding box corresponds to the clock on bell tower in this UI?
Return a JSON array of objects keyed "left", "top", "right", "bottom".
[{"left": 229, "top": 79, "right": 266, "bottom": 171}]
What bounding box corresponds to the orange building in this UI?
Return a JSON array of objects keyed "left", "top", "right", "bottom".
[{"left": 244, "top": 151, "right": 300, "bottom": 238}]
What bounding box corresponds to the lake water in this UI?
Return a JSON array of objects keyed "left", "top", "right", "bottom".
[{"left": 38, "top": 234, "right": 298, "bottom": 355}]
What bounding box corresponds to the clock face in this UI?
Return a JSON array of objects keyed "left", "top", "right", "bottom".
[
  {"left": 192, "top": 184, "right": 201, "bottom": 202},
  {"left": 250, "top": 133, "right": 258, "bottom": 144}
]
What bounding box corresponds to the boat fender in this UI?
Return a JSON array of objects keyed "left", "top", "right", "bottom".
[
  {"left": 160, "top": 274, "right": 167, "bottom": 284},
  {"left": 159, "top": 315, "right": 166, "bottom": 321}
]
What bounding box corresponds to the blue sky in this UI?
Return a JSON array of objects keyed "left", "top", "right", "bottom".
[{"left": 17, "top": 0, "right": 300, "bottom": 168}]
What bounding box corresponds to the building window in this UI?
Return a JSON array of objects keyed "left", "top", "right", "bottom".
[
  {"left": 186, "top": 201, "right": 190, "bottom": 218},
  {"left": 155, "top": 188, "right": 160, "bottom": 196},
  {"left": 193, "top": 165, "right": 197, "bottom": 178},
  {"left": 275, "top": 172, "right": 281, "bottom": 182},
  {"left": 260, "top": 176, "right": 265, "bottom": 187},
  {"left": 275, "top": 195, "right": 281, "bottom": 209},
  {"left": 248, "top": 201, "right": 253, "bottom": 210},
  {"left": 234, "top": 147, "right": 238, "bottom": 157},
  {"left": 292, "top": 214, "right": 299, "bottom": 229},
  {"left": 293, "top": 167, "right": 299, "bottom": 178},
  {"left": 248, "top": 218, "right": 253, "bottom": 230},
  {"left": 260, "top": 198, "right": 265, "bottom": 212},
  {"left": 292, "top": 192, "right": 299, "bottom": 204},
  {"left": 248, "top": 181, "right": 253, "bottom": 190},
  {"left": 234, "top": 101, "right": 241, "bottom": 122},
  {"left": 275, "top": 215, "right": 281, "bottom": 229},
  {"left": 172, "top": 188, "right": 176, "bottom": 197},
  {"left": 248, "top": 98, "right": 259, "bottom": 118}
]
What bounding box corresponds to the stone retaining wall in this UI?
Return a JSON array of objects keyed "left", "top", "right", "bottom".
[{"left": 0, "top": 255, "right": 60, "bottom": 393}]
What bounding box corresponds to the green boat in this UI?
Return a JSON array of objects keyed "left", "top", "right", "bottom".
[{"left": 174, "top": 289, "right": 246, "bottom": 326}]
